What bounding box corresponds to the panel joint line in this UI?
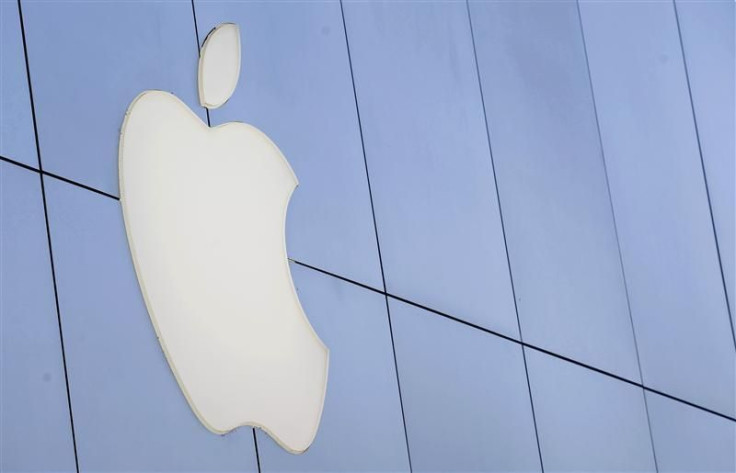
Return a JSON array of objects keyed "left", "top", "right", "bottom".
[
  {"left": 672, "top": 0, "right": 736, "bottom": 351},
  {"left": 465, "top": 1, "right": 545, "bottom": 470},
  {"left": 339, "top": 1, "right": 414, "bottom": 470},
  {"left": 575, "top": 1, "right": 659, "bottom": 470},
  {"left": 17, "top": 0, "right": 80, "bottom": 470}
]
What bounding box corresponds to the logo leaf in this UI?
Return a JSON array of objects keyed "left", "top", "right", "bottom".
[{"left": 198, "top": 23, "right": 241, "bottom": 110}]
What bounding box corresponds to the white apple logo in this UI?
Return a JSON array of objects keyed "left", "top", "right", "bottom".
[{"left": 118, "top": 23, "right": 328, "bottom": 454}]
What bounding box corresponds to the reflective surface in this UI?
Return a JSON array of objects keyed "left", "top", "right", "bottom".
[
  {"left": 343, "top": 1, "right": 518, "bottom": 337},
  {"left": 390, "top": 300, "right": 541, "bottom": 472},
  {"left": 647, "top": 392, "right": 736, "bottom": 472},
  {"left": 469, "top": 0, "right": 640, "bottom": 381},
  {"left": 675, "top": 0, "right": 735, "bottom": 324},
  {"left": 527, "top": 350, "right": 656, "bottom": 472},
  {"left": 580, "top": 0, "right": 736, "bottom": 417},
  {"left": 0, "top": 163, "right": 76, "bottom": 472},
  {"left": 0, "top": 1, "right": 37, "bottom": 168},
  {"left": 2, "top": 2, "right": 734, "bottom": 470}
]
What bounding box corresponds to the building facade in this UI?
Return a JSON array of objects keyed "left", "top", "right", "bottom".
[{"left": 1, "top": 0, "right": 734, "bottom": 471}]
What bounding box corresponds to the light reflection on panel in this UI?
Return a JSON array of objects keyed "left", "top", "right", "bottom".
[
  {"left": 193, "top": 0, "right": 383, "bottom": 289},
  {"left": 468, "top": 0, "right": 640, "bottom": 381},
  {"left": 579, "top": 0, "right": 735, "bottom": 417},
  {"left": 22, "top": 1, "right": 204, "bottom": 195},
  {"left": 390, "top": 300, "right": 541, "bottom": 473},
  {"left": 342, "top": 1, "right": 518, "bottom": 337},
  {"left": 0, "top": 1, "right": 37, "bottom": 168},
  {"left": 527, "top": 350, "right": 656, "bottom": 472},
  {"left": 0, "top": 163, "right": 76, "bottom": 472},
  {"left": 44, "top": 178, "right": 258, "bottom": 472},
  {"left": 256, "top": 264, "right": 410, "bottom": 472},
  {"left": 647, "top": 392, "right": 736, "bottom": 472},
  {"left": 675, "top": 0, "right": 735, "bottom": 326}
]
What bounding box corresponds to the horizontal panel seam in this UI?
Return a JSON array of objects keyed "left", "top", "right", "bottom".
[{"left": 2, "top": 152, "right": 733, "bottom": 424}]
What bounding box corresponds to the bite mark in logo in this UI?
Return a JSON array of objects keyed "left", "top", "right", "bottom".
[{"left": 119, "top": 23, "right": 329, "bottom": 454}]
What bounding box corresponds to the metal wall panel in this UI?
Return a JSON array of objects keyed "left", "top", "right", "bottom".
[
  {"left": 44, "top": 178, "right": 258, "bottom": 472},
  {"left": 647, "top": 391, "right": 736, "bottom": 472},
  {"left": 527, "top": 350, "right": 656, "bottom": 472},
  {"left": 342, "top": 1, "right": 518, "bottom": 338},
  {"left": 579, "top": 0, "right": 735, "bottom": 417},
  {"left": 390, "top": 300, "right": 541, "bottom": 472},
  {"left": 468, "top": 0, "right": 640, "bottom": 381},
  {"left": 22, "top": 0, "right": 204, "bottom": 195},
  {"left": 257, "top": 264, "right": 410, "bottom": 472},
  {"left": 0, "top": 162, "right": 76, "bottom": 472},
  {"left": 2, "top": 3, "right": 733, "bottom": 471},
  {"left": 675, "top": 0, "right": 735, "bottom": 327},
  {"left": 193, "top": 0, "right": 383, "bottom": 289},
  {"left": 0, "top": 1, "right": 37, "bottom": 168}
]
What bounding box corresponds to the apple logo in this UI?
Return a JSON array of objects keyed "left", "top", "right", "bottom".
[{"left": 118, "top": 23, "right": 329, "bottom": 454}]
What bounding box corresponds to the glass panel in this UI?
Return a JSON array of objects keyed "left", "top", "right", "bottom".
[
  {"left": 647, "top": 391, "right": 736, "bottom": 472},
  {"left": 469, "top": 0, "right": 640, "bottom": 381},
  {"left": 527, "top": 350, "right": 656, "bottom": 472},
  {"left": 0, "top": 1, "right": 37, "bottom": 168},
  {"left": 0, "top": 162, "right": 76, "bottom": 472},
  {"left": 676, "top": 0, "right": 735, "bottom": 324},
  {"left": 390, "top": 300, "right": 541, "bottom": 472},
  {"left": 579, "top": 0, "right": 735, "bottom": 417},
  {"left": 342, "top": 1, "right": 518, "bottom": 337}
]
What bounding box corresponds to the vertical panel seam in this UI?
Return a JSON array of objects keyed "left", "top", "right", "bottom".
[
  {"left": 16, "top": 0, "right": 81, "bottom": 471},
  {"left": 464, "top": 1, "right": 545, "bottom": 471},
  {"left": 190, "top": 0, "right": 212, "bottom": 128},
  {"left": 672, "top": 0, "right": 736, "bottom": 350},
  {"left": 338, "top": 1, "right": 414, "bottom": 471},
  {"left": 252, "top": 428, "right": 262, "bottom": 473},
  {"left": 575, "top": 1, "right": 659, "bottom": 470}
]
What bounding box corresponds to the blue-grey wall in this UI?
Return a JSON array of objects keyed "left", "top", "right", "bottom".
[{"left": 1, "top": 1, "right": 734, "bottom": 472}]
